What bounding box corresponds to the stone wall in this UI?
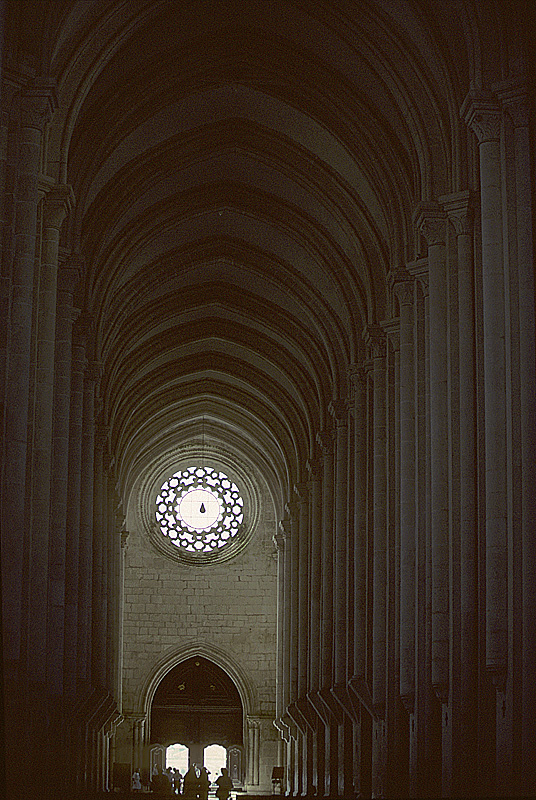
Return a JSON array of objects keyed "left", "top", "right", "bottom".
[{"left": 118, "top": 475, "right": 278, "bottom": 790}]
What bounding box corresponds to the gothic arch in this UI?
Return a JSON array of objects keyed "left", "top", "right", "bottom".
[{"left": 136, "top": 642, "right": 258, "bottom": 723}]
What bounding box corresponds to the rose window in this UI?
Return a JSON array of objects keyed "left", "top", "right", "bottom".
[{"left": 155, "top": 466, "right": 244, "bottom": 553}]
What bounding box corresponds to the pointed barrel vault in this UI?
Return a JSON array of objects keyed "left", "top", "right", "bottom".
[{"left": 1, "top": 2, "right": 535, "bottom": 798}]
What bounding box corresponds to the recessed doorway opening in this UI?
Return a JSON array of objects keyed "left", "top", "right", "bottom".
[
  {"left": 204, "top": 743, "right": 227, "bottom": 778},
  {"left": 166, "top": 742, "right": 189, "bottom": 772}
]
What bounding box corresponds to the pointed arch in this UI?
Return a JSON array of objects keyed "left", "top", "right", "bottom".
[{"left": 136, "top": 641, "right": 258, "bottom": 722}]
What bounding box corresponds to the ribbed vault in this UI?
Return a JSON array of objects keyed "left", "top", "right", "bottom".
[{"left": 25, "top": 0, "right": 477, "bottom": 506}]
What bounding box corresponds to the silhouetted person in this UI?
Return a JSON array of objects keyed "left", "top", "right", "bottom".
[
  {"left": 174, "top": 768, "right": 183, "bottom": 795},
  {"left": 215, "top": 768, "right": 234, "bottom": 800},
  {"left": 198, "top": 767, "right": 210, "bottom": 800},
  {"left": 183, "top": 765, "right": 199, "bottom": 800}
]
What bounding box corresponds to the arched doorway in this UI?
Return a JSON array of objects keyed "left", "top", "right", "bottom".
[{"left": 151, "top": 657, "right": 245, "bottom": 785}]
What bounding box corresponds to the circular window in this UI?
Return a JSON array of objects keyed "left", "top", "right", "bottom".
[{"left": 155, "top": 466, "right": 244, "bottom": 553}]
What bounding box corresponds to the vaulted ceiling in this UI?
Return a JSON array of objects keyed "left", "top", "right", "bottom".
[{"left": 7, "top": 0, "right": 499, "bottom": 511}]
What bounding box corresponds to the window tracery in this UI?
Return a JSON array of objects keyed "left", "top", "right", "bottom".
[{"left": 156, "top": 466, "right": 244, "bottom": 553}]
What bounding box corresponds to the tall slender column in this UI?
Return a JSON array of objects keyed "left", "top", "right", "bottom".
[
  {"left": 363, "top": 326, "right": 388, "bottom": 713},
  {"left": 279, "top": 518, "right": 291, "bottom": 714},
  {"left": 363, "top": 325, "right": 388, "bottom": 799},
  {"left": 64, "top": 314, "right": 88, "bottom": 699},
  {"left": 1, "top": 83, "right": 56, "bottom": 666},
  {"left": 497, "top": 83, "right": 536, "bottom": 791},
  {"left": 316, "top": 428, "right": 334, "bottom": 691},
  {"left": 306, "top": 456, "right": 322, "bottom": 695},
  {"left": 118, "top": 529, "right": 130, "bottom": 708},
  {"left": 286, "top": 501, "right": 299, "bottom": 704},
  {"left": 306, "top": 455, "right": 324, "bottom": 797},
  {"left": 48, "top": 259, "right": 81, "bottom": 698},
  {"left": 407, "top": 260, "right": 439, "bottom": 795},
  {"left": 440, "top": 190, "right": 478, "bottom": 786},
  {"left": 329, "top": 400, "right": 349, "bottom": 689},
  {"left": 274, "top": 529, "right": 286, "bottom": 721},
  {"left": 414, "top": 204, "right": 450, "bottom": 702},
  {"left": 28, "top": 185, "right": 74, "bottom": 690},
  {"left": 462, "top": 93, "right": 508, "bottom": 688},
  {"left": 93, "top": 422, "right": 109, "bottom": 688},
  {"left": 77, "top": 359, "right": 99, "bottom": 690},
  {"left": 392, "top": 273, "right": 416, "bottom": 711},
  {"left": 349, "top": 366, "right": 368, "bottom": 693},
  {"left": 294, "top": 483, "right": 309, "bottom": 701}
]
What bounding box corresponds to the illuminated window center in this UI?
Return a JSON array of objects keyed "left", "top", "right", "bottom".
[
  {"left": 156, "top": 466, "right": 244, "bottom": 553},
  {"left": 178, "top": 488, "right": 221, "bottom": 529}
]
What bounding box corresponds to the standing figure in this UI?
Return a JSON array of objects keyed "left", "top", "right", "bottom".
[
  {"left": 132, "top": 769, "right": 142, "bottom": 792},
  {"left": 198, "top": 767, "right": 210, "bottom": 800},
  {"left": 183, "top": 765, "right": 199, "bottom": 800},
  {"left": 215, "top": 767, "right": 234, "bottom": 800}
]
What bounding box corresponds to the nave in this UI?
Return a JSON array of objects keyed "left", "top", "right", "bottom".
[{"left": 1, "top": 1, "right": 535, "bottom": 797}]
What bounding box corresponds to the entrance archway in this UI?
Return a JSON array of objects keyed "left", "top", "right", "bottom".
[{"left": 151, "top": 657, "right": 244, "bottom": 783}]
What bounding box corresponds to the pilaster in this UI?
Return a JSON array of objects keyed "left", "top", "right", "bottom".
[
  {"left": 413, "top": 203, "right": 450, "bottom": 704},
  {"left": 462, "top": 91, "right": 508, "bottom": 690}
]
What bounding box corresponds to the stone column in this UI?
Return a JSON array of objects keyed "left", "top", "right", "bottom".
[
  {"left": 118, "top": 528, "right": 130, "bottom": 709},
  {"left": 92, "top": 422, "right": 109, "bottom": 688},
  {"left": 391, "top": 272, "right": 416, "bottom": 712},
  {"left": 250, "top": 718, "right": 261, "bottom": 785},
  {"left": 363, "top": 325, "right": 388, "bottom": 713},
  {"left": 279, "top": 518, "right": 291, "bottom": 714},
  {"left": 28, "top": 185, "right": 74, "bottom": 693},
  {"left": 286, "top": 501, "right": 299, "bottom": 704},
  {"left": 462, "top": 93, "right": 508, "bottom": 689},
  {"left": 294, "top": 483, "right": 309, "bottom": 701},
  {"left": 363, "top": 325, "right": 388, "bottom": 800},
  {"left": 48, "top": 259, "right": 81, "bottom": 698},
  {"left": 64, "top": 313, "right": 89, "bottom": 699},
  {"left": 130, "top": 714, "right": 146, "bottom": 773},
  {"left": 497, "top": 82, "right": 536, "bottom": 791},
  {"left": 305, "top": 456, "right": 324, "bottom": 794},
  {"left": 306, "top": 456, "right": 322, "bottom": 695},
  {"left": 273, "top": 530, "right": 286, "bottom": 721},
  {"left": 348, "top": 365, "right": 368, "bottom": 698},
  {"left": 329, "top": 399, "right": 349, "bottom": 690},
  {"left": 1, "top": 83, "right": 56, "bottom": 666},
  {"left": 413, "top": 204, "right": 449, "bottom": 703},
  {"left": 77, "top": 359, "right": 100, "bottom": 689},
  {"left": 440, "top": 190, "right": 478, "bottom": 788},
  {"left": 316, "top": 428, "right": 334, "bottom": 692}
]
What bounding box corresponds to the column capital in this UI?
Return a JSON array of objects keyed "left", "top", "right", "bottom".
[
  {"left": 284, "top": 500, "right": 298, "bottom": 519},
  {"left": 316, "top": 427, "right": 334, "bottom": 455},
  {"left": 461, "top": 90, "right": 501, "bottom": 143},
  {"left": 306, "top": 452, "right": 323, "bottom": 480},
  {"left": 406, "top": 256, "right": 429, "bottom": 296},
  {"left": 73, "top": 312, "right": 93, "bottom": 347},
  {"left": 279, "top": 518, "right": 291, "bottom": 539},
  {"left": 328, "top": 398, "right": 348, "bottom": 425},
  {"left": 493, "top": 77, "right": 530, "bottom": 128},
  {"left": 381, "top": 318, "right": 400, "bottom": 352},
  {"left": 94, "top": 423, "right": 110, "bottom": 451},
  {"left": 43, "top": 184, "right": 75, "bottom": 229},
  {"left": 389, "top": 269, "right": 414, "bottom": 306},
  {"left": 20, "top": 80, "right": 58, "bottom": 130},
  {"left": 363, "top": 324, "right": 387, "bottom": 358},
  {"left": 438, "top": 190, "right": 473, "bottom": 236},
  {"left": 413, "top": 202, "right": 447, "bottom": 245},
  {"left": 86, "top": 359, "right": 103, "bottom": 384},
  {"left": 58, "top": 260, "right": 82, "bottom": 295},
  {"left": 348, "top": 362, "right": 367, "bottom": 388},
  {"left": 273, "top": 531, "right": 286, "bottom": 552},
  {"left": 293, "top": 482, "right": 309, "bottom": 504}
]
